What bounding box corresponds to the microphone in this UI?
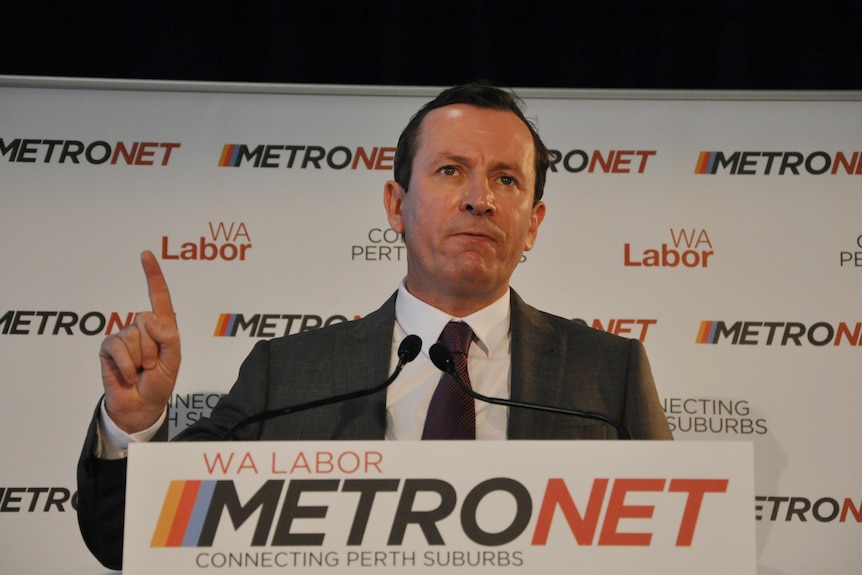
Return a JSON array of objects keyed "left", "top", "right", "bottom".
[
  {"left": 224, "top": 335, "right": 422, "bottom": 440},
  {"left": 428, "top": 343, "right": 632, "bottom": 440}
]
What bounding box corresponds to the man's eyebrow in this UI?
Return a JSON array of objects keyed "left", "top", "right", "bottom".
[
  {"left": 431, "top": 154, "right": 526, "bottom": 174},
  {"left": 429, "top": 153, "right": 472, "bottom": 165}
]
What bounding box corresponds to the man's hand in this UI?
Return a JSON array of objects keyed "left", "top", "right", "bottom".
[{"left": 99, "top": 251, "right": 181, "bottom": 433}]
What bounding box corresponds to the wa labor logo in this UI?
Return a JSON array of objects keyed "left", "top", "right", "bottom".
[{"left": 624, "top": 229, "right": 714, "bottom": 268}]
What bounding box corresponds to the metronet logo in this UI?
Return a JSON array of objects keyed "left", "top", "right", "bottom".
[
  {"left": 625, "top": 229, "right": 714, "bottom": 268},
  {"left": 694, "top": 150, "right": 862, "bottom": 175},
  {"left": 218, "top": 144, "right": 395, "bottom": 170},
  {"left": 548, "top": 149, "right": 657, "bottom": 174},
  {"left": 161, "top": 222, "right": 252, "bottom": 262},
  {"left": 0, "top": 138, "right": 180, "bottom": 165},
  {"left": 0, "top": 487, "right": 77, "bottom": 512},
  {"left": 214, "top": 314, "right": 356, "bottom": 337},
  {"left": 150, "top": 473, "right": 727, "bottom": 549},
  {"left": 756, "top": 496, "right": 861, "bottom": 523},
  {"left": 0, "top": 311, "right": 135, "bottom": 335},
  {"left": 696, "top": 320, "right": 862, "bottom": 346},
  {"left": 573, "top": 318, "right": 657, "bottom": 342},
  {"left": 663, "top": 398, "right": 767, "bottom": 435}
]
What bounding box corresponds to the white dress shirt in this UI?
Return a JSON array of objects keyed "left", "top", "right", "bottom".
[{"left": 386, "top": 280, "right": 510, "bottom": 440}]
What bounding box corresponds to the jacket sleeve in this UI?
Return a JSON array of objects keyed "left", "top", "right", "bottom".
[{"left": 76, "top": 400, "right": 168, "bottom": 571}]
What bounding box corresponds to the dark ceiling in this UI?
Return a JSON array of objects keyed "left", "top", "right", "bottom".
[{"left": 3, "top": 2, "right": 860, "bottom": 90}]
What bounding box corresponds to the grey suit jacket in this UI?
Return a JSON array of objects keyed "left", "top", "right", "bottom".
[
  {"left": 176, "top": 289, "right": 671, "bottom": 441},
  {"left": 77, "top": 289, "right": 671, "bottom": 568}
]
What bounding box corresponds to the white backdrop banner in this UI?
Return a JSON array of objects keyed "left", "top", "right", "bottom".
[{"left": 0, "top": 78, "right": 860, "bottom": 575}]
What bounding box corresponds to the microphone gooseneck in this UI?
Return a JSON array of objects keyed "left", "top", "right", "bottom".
[
  {"left": 429, "top": 342, "right": 632, "bottom": 440},
  {"left": 224, "top": 335, "right": 422, "bottom": 440}
]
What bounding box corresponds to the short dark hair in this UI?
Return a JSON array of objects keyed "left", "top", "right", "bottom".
[{"left": 393, "top": 81, "right": 550, "bottom": 204}]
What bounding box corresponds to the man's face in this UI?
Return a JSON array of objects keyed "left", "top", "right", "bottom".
[{"left": 384, "top": 104, "right": 546, "bottom": 315}]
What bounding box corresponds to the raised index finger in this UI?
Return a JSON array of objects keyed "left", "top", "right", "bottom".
[{"left": 140, "top": 250, "right": 176, "bottom": 321}]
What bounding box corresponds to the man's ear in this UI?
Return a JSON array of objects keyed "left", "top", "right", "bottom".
[
  {"left": 524, "top": 200, "right": 546, "bottom": 251},
  {"left": 383, "top": 180, "right": 407, "bottom": 233}
]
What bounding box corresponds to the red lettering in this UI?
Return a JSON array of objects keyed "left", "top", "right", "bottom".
[
  {"left": 135, "top": 142, "right": 158, "bottom": 165},
  {"left": 290, "top": 453, "right": 311, "bottom": 474},
  {"left": 635, "top": 150, "right": 657, "bottom": 172},
  {"left": 612, "top": 150, "right": 634, "bottom": 173},
  {"left": 598, "top": 478, "right": 665, "bottom": 546},
  {"left": 160, "top": 142, "right": 181, "bottom": 165},
  {"left": 841, "top": 498, "right": 862, "bottom": 522},
  {"left": 375, "top": 147, "right": 395, "bottom": 170},
  {"left": 203, "top": 452, "right": 234, "bottom": 475},
  {"left": 111, "top": 142, "right": 138, "bottom": 165},
  {"left": 237, "top": 452, "right": 258, "bottom": 474},
  {"left": 531, "top": 478, "right": 608, "bottom": 545},
  {"left": 668, "top": 479, "right": 728, "bottom": 546}
]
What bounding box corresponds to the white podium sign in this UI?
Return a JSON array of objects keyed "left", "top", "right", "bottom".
[{"left": 125, "top": 441, "right": 755, "bottom": 574}]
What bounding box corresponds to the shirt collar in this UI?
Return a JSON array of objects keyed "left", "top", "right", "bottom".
[{"left": 395, "top": 278, "right": 510, "bottom": 358}]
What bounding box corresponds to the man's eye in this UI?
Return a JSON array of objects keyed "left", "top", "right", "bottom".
[
  {"left": 499, "top": 175, "right": 516, "bottom": 186},
  {"left": 440, "top": 166, "right": 458, "bottom": 176}
]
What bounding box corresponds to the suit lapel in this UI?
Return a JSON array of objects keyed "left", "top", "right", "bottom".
[
  {"left": 507, "top": 290, "right": 568, "bottom": 439},
  {"left": 330, "top": 292, "right": 398, "bottom": 439}
]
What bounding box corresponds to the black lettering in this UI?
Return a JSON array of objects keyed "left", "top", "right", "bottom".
[
  {"left": 283, "top": 145, "right": 303, "bottom": 167},
  {"left": 17, "top": 139, "right": 41, "bottom": 162},
  {"left": 781, "top": 322, "right": 806, "bottom": 345},
  {"left": 805, "top": 151, "right": 831, "bottom": 175},
  {"left": 26, "top": 487, "right": 49, "bottom": 511},
  {"left": 807, "top": 322, "right": 834, "bottom": 346},
  {"left": 563, "top": 150, "right": 589, "bottom": 173},
  {"left": 256, "top": 314, "right": 281, "bottom": 338},
  {"left": 388, "top": 479, "right": 456, "bottom": 545},
  {"left": 812, "top": 497, "right": 840, "bottom": 522},
  {"left": 302, "top": 146, "right": 325, "bottom": 169},
  {"left": 786, "top": 497, "right": 811, "bottom": 521},
  {"left": 341, "top": 479, "right": 400, "bottom": 545},
  {"left": 230, "top": 314, "right": 260, "bottom": 336},
  {"left": 11, "top": 311, "right": 34, "bottom": 335},
  {"left": 85, "top": 141, "right": 112, "bottom": 164},
  {"left": 714, "top": 321, "right": 742, "bottom": 344},
  {"left": 53, "top": 311, "right": 78, "bottom": 335},
  {"left": 79, "top": 311, "right": 107, "bottom": 336},
  {"left": 271, "top": 480, "right": 340, "bottom": 546},
  {"left": 0, "top": 138, "right": 21, "bottom": 160},
  {"left": 713, "top": 151, "right": 740, "bottom": 174},
  {"left": 199, "top": 480, "right": 284, "bottom": 547},
  {"left": 237, "top": 145, "right": 265, "bottom": 167},
  {"left": 779, "top": 152, "right": 804, "bottom": 175},
  {"left": 261, "top": 145, "right": 284, "bottom": 168},
  {"left": 60, "top": 140, "right": 85, "bottom": 163},
  {"left": 547, "top": 150, "right": 561, "bottom": 172},
  {"left": 460, "top": 478, "right": 532, "bottom": 546},
  {"left": 326, "top": 146, "right": 352, "bottom": 169},
  {"left": 1, "top": 487, "right": 25, "bottom": 511},
  {"left": 44, "top": 487, "right": 71, "bottom": 512}
]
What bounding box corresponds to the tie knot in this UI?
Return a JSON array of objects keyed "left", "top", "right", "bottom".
[{"left": 440, "top": 321, "right": 473, "bottom": 355}]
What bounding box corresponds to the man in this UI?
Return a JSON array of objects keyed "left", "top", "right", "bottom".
[{"left": 78, "top": 82, "right": 672, "bottom": 569}]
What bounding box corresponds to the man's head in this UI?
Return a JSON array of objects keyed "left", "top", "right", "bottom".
[
  {"left": 384, "top": 83, "right": 548, "bottom": 317},
  {"left": 393, "top": 81, "right": 550, "bottom": 205}
]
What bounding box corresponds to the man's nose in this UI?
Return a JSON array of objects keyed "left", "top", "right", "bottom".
[{"left": 461, "top": 177, "right": 495, "bottom": 215}]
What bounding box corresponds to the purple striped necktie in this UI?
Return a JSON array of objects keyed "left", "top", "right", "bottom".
[{"left": 421, "top": 321, "right": 476, "bottom": 440}]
